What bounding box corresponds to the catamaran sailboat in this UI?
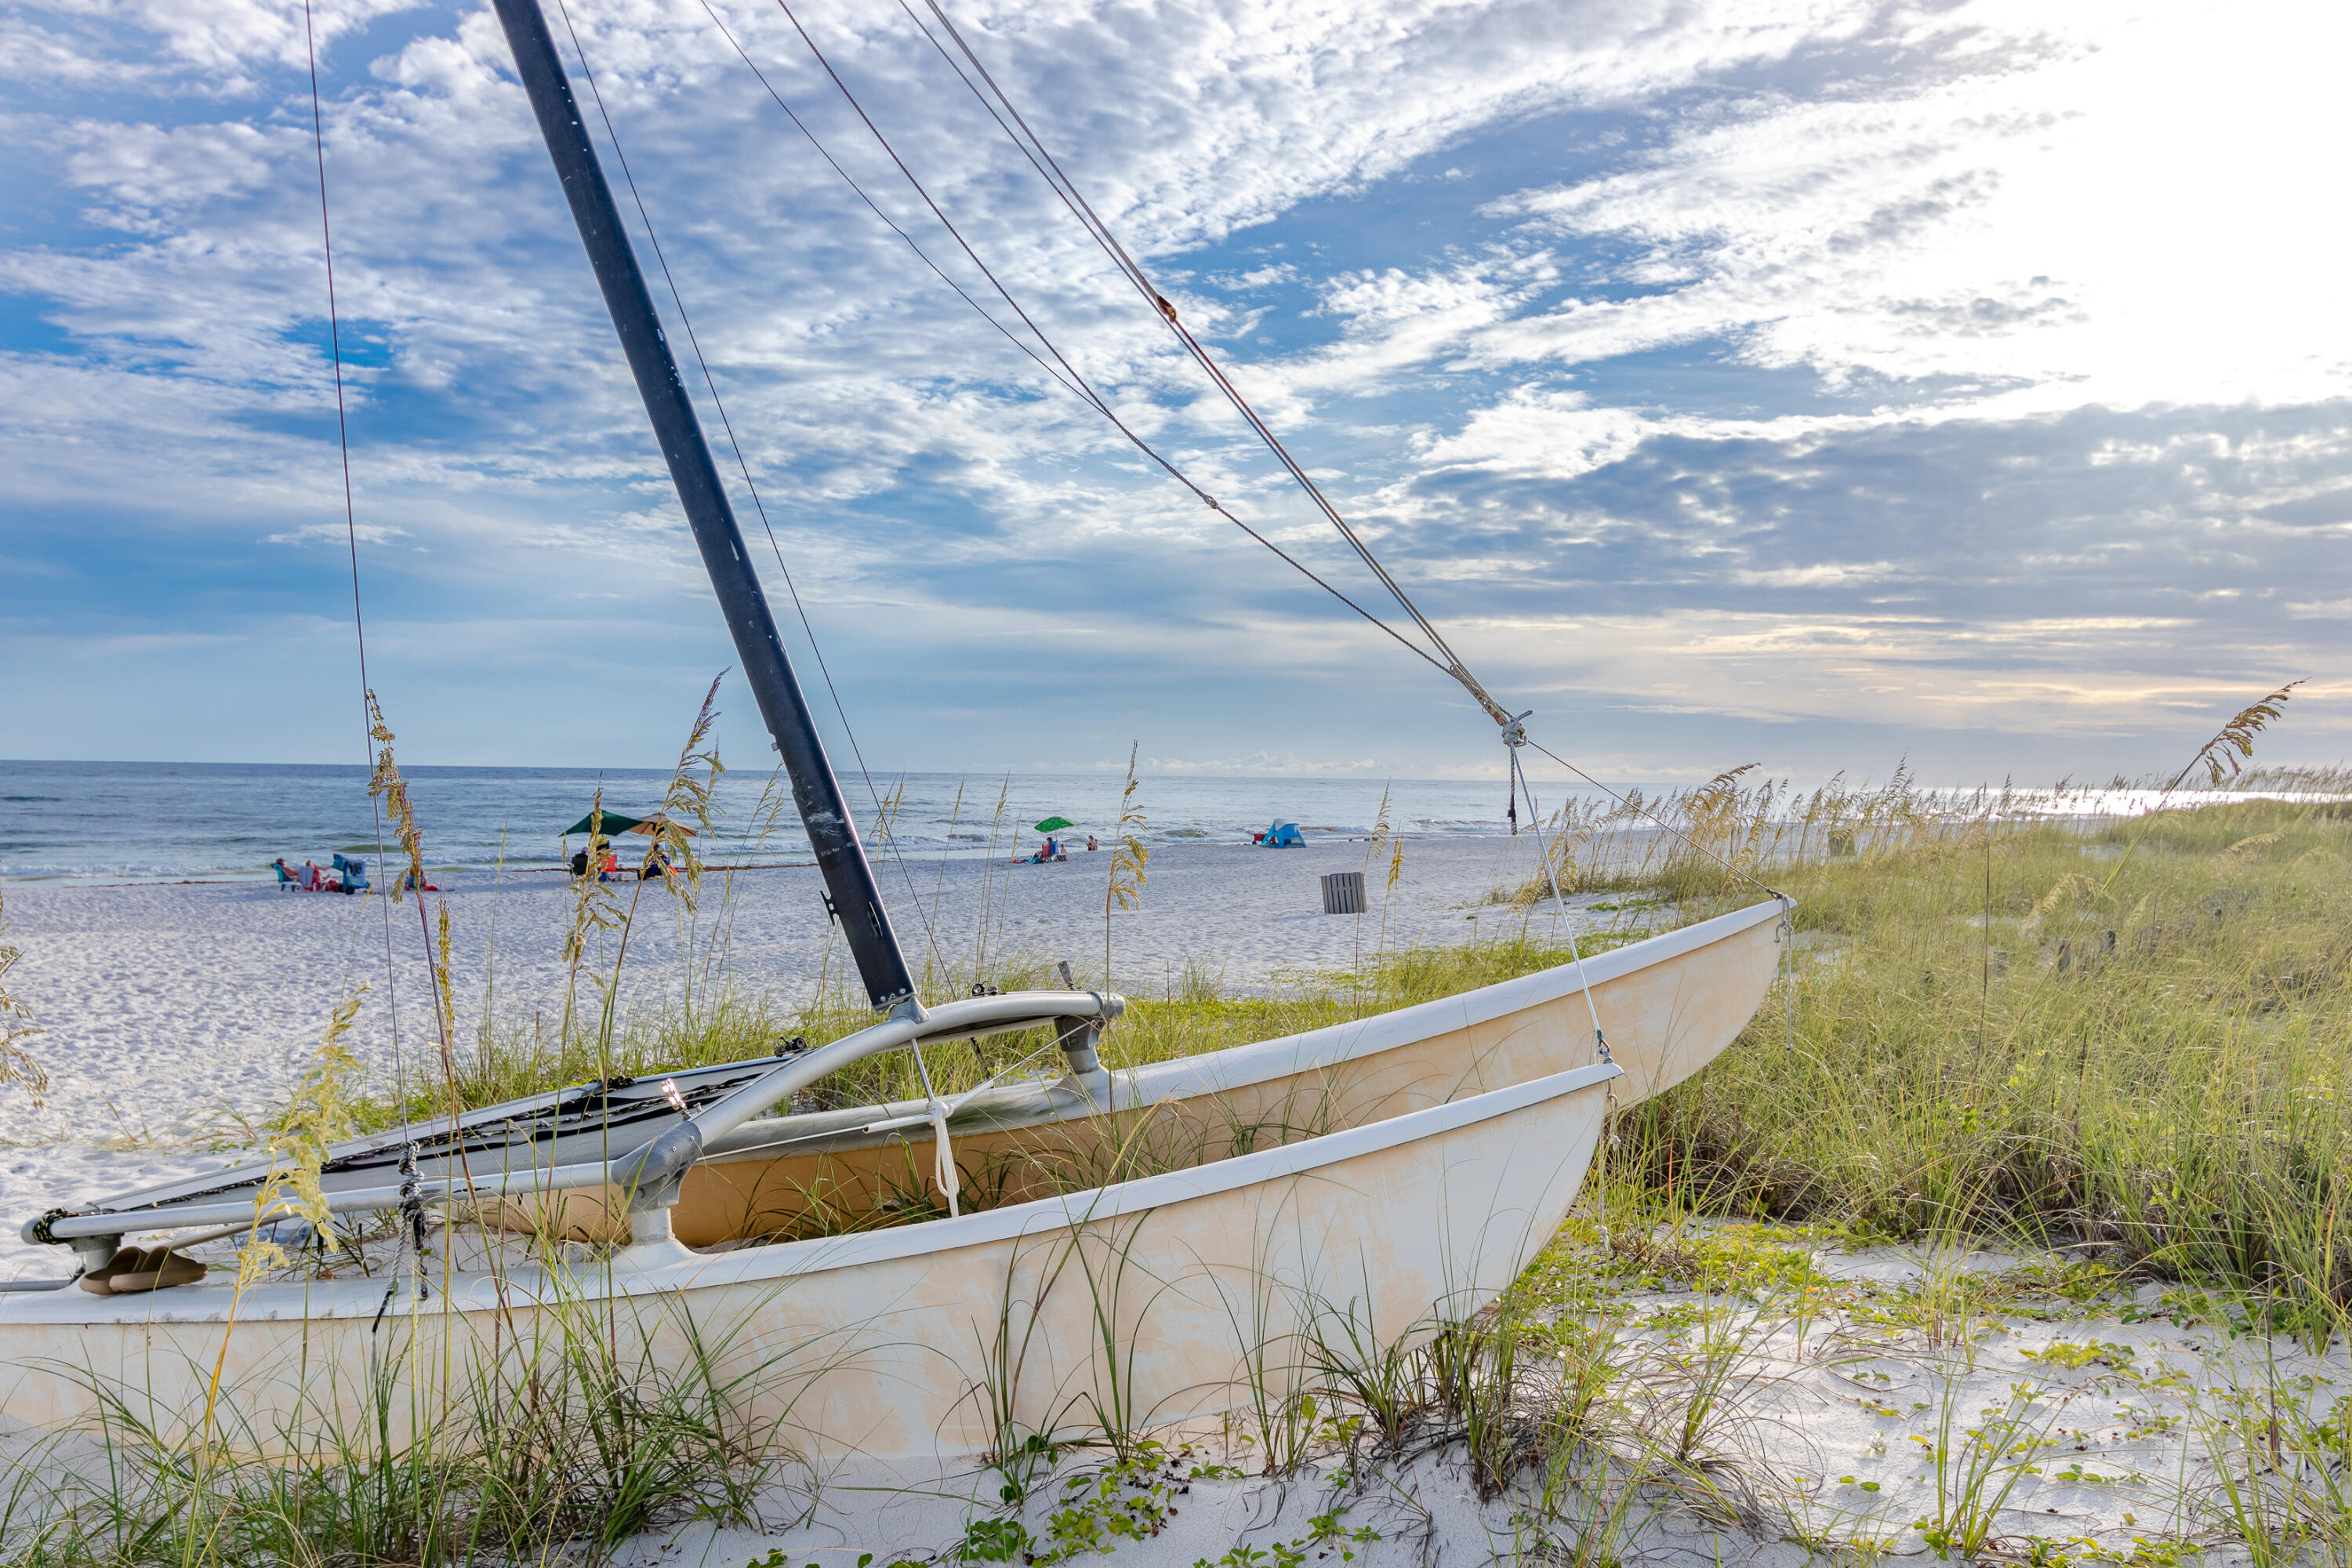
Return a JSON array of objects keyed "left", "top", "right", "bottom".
[{"left": 0, "top": 0, "right": 1787, "bottom": 1458}]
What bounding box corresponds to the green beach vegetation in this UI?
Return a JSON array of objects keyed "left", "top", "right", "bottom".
[{"left": 1554, "top": 768, "right": 2352, "bottom": 1338}]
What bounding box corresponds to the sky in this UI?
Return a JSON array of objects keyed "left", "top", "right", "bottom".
[{"left": 1, "top": 0, "right": 2347, "bottom": 786}]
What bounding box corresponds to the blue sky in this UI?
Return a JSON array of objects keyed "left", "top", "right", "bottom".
[{"left": 1, "top": 0, "right": 2346, "bottom": 785}]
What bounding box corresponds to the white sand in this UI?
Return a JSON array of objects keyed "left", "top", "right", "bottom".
[
  {"left": 0, "top": 837, "right": 1558, "bottom": 1279},
  {"left": 608, "top": 1239, "right": 2349, "bottom": 1567}
]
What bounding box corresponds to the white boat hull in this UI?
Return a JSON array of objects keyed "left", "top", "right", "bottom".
[
  {"left": 0, "top": 1063, "right": 1616, "bottom": 1462},
  {"left": 673, "top": 898, "right": 1787, "bottom": 1244}
]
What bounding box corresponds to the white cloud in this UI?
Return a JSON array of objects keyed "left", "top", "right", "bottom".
[
  {"left": 263, "top": 521, "right": 408, "bottom": 545},
  {"left": 0, "top": 1, "right": 428, "bottom": 93},
  {"left": 1475, "top": 0, "right": 2352, "bottom": 412},
  {"left": 2, "top": 0, "right": 2346, "bottom": 779},
  {"left": 1412, "top": 388, "right": 1647, "bottom": 481},
  {"left": 1448, "top": 606, "right": 2332, "bottom": 739},
  {"left": 1143, "top": 752, "right": 1381, "bottom": 775}
]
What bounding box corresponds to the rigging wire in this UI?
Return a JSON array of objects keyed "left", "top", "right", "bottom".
[
  {"left": 700, "top": 0, "right": 1790, "bottom": 908},
  {"left": 695, "top": 0, "right": 1091, "bottom": 409},
  {"left": 302, "top": 0, "right": 408, "bottom": 1102},
  {"left": 899, "top": 0, "right": 1508, "bottom": 724},
  {"left": 889, "top": 0, "right": 1790, "bottom": 904},
  {"left": 547, "top": 0, "right": 948, "bottom": 978},
  {"left": 698, "top": 0, "right": 1454, "bottom": 681}
]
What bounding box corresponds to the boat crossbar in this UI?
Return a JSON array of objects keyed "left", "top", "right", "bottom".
[{"left": 25, "top": 990, "right": 1121, "bottom": 1250}]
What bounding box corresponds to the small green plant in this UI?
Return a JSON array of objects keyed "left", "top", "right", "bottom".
[
  {"left": 2183, "top": 1355, "right": 2352, "bottom": 1568},
  {"left": 942, "top": 1446, "right": 1178, "bottom": 1566},
  {"left": 1914, "top": 1377, "right": 2067, "bottom": 1560},
  {"left": 1304, "top": 1291, "right": 1426, "bottom": 1451},
  {"left": 1426, "top": 1311, "right": 1528, "bottom": 1496},
  {"left": 2024, "top": 1341, "right": 2138, "bottom": 1370},
  {"left": 1190, "top": 1503, "right": 1377, "bottom": 1568}
]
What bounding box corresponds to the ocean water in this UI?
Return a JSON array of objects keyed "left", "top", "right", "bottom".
[
  {"left": 0, "top": 759, "right": 1571, "bottom": 885},
  {"left": 7, "top": 760, "right": 2328, "bottom": 887}
]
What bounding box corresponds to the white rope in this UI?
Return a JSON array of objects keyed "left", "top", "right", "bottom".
[
  {"left": 906, "top": 1035, "right": 961, "bottom": 1217},
  {"left": 926, "top": 1096, "right": 960, "bottom": 1218},
  {"left": 887, "top": 1025, "right": 1087, "bottom": 1217}
]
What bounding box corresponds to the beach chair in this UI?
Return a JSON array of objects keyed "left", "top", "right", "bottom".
[{"left": 272, "top": 863, "right": 298, "bottom": 890}]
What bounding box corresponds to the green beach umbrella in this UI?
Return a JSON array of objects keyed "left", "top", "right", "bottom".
[
  {"left": 561, "top": 810, "right": 697, "bottom": 838},
  {"left": 1033, "top": 816, "right": 1076, "bottom": 833},
  {"left": 564, "top": 808, "right": 644, "bottom": 837}
]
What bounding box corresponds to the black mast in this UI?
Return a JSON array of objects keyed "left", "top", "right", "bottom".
[{"left": 490, "top": 0, "right": 916, "bottom": 1011}]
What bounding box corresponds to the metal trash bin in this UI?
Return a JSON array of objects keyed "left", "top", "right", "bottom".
[{"left": 1320, "top": 870, "right": 1366, "bottom": 915}]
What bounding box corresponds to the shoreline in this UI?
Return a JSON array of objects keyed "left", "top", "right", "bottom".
[
  {"left": 1, "top": 834, "right": 1478, "bottom": 890},
  {"left": 15, "top": 786, "right": 2347, "bottom": 891}
]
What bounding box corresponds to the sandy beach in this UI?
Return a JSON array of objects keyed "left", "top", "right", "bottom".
[
  {"left": 601, "top": 1233, "right": 2351, "bottom": 1568},
  {"left": 0, "top": 835, "right": 1562, "bottom": 1279}
]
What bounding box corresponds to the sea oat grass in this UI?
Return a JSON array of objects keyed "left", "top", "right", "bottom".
[
  {"left": 0, "top": 873, "right": 50, "bottom": 1106},
  {"left": 1613, "top": 796, "right": 2352, "bottom": 1332},
  {"left": 0, "top": 1290, "right": 806, "bottom": 1567}
]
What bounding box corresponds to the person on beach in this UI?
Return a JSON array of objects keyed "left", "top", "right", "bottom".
[
  {"left": 598, "top": 850, "right": 620, "bottom": 882},
  {"left": 1086, "top": 834, "right": 1098, "bottom": 852},
  {"left": 569, "top": 848, "right": 590, "bottom": 879},
  {"left": 301, "top": 860, "right": 323, "bottom": 891}
]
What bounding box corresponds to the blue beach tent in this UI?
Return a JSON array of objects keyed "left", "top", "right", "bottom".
[{"left": 1261, "top": 821, "right": 1305, "bottom": 848}]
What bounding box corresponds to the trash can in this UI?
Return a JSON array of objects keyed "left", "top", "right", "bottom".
[{"left": 1320, "top": 870, "right": 1366, "bottom": 915}]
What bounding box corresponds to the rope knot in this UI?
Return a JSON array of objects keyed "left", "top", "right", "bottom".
[{"left": 927, "top": 1098, "right": 960, "bottom": 1219}]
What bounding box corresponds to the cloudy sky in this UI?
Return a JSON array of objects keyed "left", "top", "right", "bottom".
[{"left": 2, "top": 0, "right": 2345, "bottom": 784}]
